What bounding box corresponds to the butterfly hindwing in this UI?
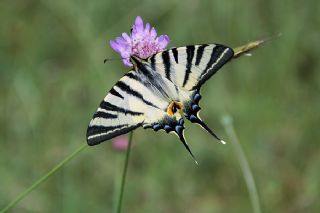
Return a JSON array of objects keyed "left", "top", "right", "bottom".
[
  {"left": 146, "top": 44, "right": 234, "bottom": 143},
  {"left": 148, "top": 44, "right": 234, "bottom": 91}
]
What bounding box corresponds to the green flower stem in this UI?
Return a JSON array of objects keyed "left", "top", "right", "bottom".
[
  {"left": 112, "top": 154, "right": 122, "bottom": 213},
  {"left": 0, "top": 143, "right": 88, "bottom": 213},
  {"left": 221, "top": 115, "right": 262, "bottom": 213},
  {"left": 116, "top": 131, "right": 133, "bottom": 213}
]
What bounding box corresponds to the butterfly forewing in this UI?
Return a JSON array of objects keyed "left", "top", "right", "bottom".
[
  {"left": 87, "top": 70, "right": 182, "bottom": 145},
  {"left": 87, "top": 73, "right": 143, "bottom": 145}
]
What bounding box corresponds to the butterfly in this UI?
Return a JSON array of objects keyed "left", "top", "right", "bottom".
[{"left": 86, "top": 43, "right": 236, "bottom": 160}]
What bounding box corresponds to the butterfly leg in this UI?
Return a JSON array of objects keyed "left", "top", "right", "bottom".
[{"left": 184, "top": 91, "right": 226, "bottom": 144}]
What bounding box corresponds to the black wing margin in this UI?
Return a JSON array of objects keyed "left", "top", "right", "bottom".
[
  {"left": 193, "top": 44, "right": 234, "bottom": 89},
  {"left": 86, "top": 100, "right": 144, "bottom": 146}
]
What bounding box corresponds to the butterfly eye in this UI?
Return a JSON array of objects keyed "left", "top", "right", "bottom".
[
  {"left": 172, "top": 104, "right": 177, "bottom": 113},
  {"left": 167, "top": 102, "right": 183, "bottom": 116}
]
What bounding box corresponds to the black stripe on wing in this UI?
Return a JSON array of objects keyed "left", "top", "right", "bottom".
[
  {"left": 109, "top": 88, "right": 124, "bottom": 99},
  {"left": 126, "top": 71, "right": 141, "bottom": 81},
  {"left": 172, "top": 48, "right": 179, "bottom": 63},
  {"left": 162, "top": 50, "right": 171, "bottom": 81},
  {"left": 149, "top": 55, "right": 156, "bottom": 70},
  {"left": 182, "top": 45, "right": 195, "bottom": 87},
  {"left": 100, "top": 101, "right": 143, "bottom": 115},
  {"left": 93, "top": 111, "right": 117, "bottom": 119},
  {"left": 115, "top": 81, "right": 160, "bottom": 109},
  {"left": 195, "top": 44, "right": 208, "bottom": 66}
]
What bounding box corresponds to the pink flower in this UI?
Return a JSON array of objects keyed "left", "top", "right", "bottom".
[
  {"left": 112, "top": 136, "right": 129, "bottom": 151},
  {"left": 110, "top": 16, "right": 170, "bottom": 67}
]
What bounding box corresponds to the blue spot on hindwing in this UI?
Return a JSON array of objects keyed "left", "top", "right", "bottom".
[
  {"left": 164, "top": 125, "right": 172, "bottom": 133},
  {"left": 179, "top": 118, "right": 184, "bottom": 125},
  {"left": 189, "top": 114, "right": 199, "bottom": 122},
  {"left": 175, "top": 125, "right": 183, "bottom": 134},
  {"left": 193, "top": 93, "right": 201, "bottom": 103},
  {"left": 153, "top": 124, "right": 161, "bottom": 131},
  {"left": 192, "top": 104, "right": 200, "bottom": 112}
]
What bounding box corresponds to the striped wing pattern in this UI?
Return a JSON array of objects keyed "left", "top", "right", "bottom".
[
  {"left": 87, "top": 43, "right": 234, "bottom": 155},
  {"left": 148, "top": 44, "right": 234, "bottom": 91},
  {"left": 86, "top": 72, "right": 144, "bottom": 145},
  {"left": 87, "top": 70, "right": 182, "bottom": 146},
  {"left": 146, "top": 44, "right": 234, "bottom": 143}
]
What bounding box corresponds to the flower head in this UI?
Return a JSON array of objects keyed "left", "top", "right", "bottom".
[{"left": 110, "top": 16, "right": 170, "bottom": 67}]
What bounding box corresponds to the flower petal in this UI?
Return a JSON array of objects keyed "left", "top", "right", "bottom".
[
  {"left": 122, "top": 32, "right": 131, "bottom": 43},
  {"left": 122, "top": 58, "right": 132, "bottom": 67},
  {"left": 110, "top": 40, "right": 121, "bottom": 53},
  {"left": 145, "top": 23, "right": 150, "bottom": 34},
  {"left": 116, "top": 37, "right": 127, "bottom": 45},
  {"left": 150, "top": 27, "right": 157, "bottom": 38},
  {"left": 120, "top": 50, "right": 131, "bottom": 58},
  {"left": 157, "top": 35, "right": 170, "bottom": 49},
  {"left": 134, "top": 16, "right": 144, "bottom": 33}
]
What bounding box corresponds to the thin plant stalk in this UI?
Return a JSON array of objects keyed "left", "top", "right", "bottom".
[
  {"left": 115, "top": 131, "right": 133, "bottom": 213},
  {"left": 112, "top": 154, "right": 122, "bottom": 213},
  {"left": 221, "top": 114, "right": 262, "bottom": 213},
  {"left": 0, "top": 144, "right": 88, "bottom": 213}
]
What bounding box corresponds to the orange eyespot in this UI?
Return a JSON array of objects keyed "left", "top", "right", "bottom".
[{"left": 167, "top": 101, "right": 183, "bottom": 116}]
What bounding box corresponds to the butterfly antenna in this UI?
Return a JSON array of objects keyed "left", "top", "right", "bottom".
[
  {"left": 103, "top": 58, "right": 121, "bottom": 63},
  {"left": 103, "top": 57, "right": 130, "bottom": 64},
  {"left": 175, "top": 126, "right": 198, "bottom": 165}
]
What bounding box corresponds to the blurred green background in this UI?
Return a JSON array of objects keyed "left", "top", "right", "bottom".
[{"left": 1, "top": 0, "right": 319, "bottom": 212}]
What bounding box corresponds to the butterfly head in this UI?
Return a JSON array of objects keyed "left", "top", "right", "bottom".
[{"left": 167, "top": 101, "right": 183, "bottom": 117}]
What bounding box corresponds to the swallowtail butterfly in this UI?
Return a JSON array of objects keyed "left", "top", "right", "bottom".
[{"left": 87, "top": 44, "right": 235, "bottom": 159}]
